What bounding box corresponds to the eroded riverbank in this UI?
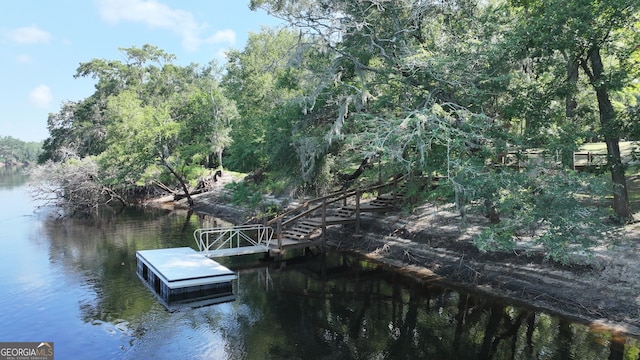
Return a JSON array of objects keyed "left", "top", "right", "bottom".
[{"left": 157, "top": 173, "right": 640, "bottom": 338}]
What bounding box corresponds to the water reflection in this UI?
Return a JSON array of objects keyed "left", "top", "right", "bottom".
[
  {"left": 0, "top": 169, "right": 638, "bottom": 359},
  {"left": 0, "top": 165, "right": 29, "bottom": 188},
  {"left": 212, "top": 253, "right": 638, "bottom": 360}
]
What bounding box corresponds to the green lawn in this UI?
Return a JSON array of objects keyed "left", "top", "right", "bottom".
[
  {"left": 580, "top": 142, "right": 640, "bottom": 213},
  {"left": 578, "top": 141, "right": 636, "bottom": 159}
]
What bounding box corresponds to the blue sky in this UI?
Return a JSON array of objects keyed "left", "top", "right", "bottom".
[{"left": 0, "top": 0, "right": 283, "bottom": 142}]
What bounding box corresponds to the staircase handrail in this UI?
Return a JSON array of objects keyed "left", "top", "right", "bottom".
[
  {"left": 266, "top": 188, "right": 357, "bottom": 225},
  {"left": 266, "top": 174, "right": 405, "bottom": 227},
  {"left": 280, "top": 191, "right": 357, "bottom": 227}
]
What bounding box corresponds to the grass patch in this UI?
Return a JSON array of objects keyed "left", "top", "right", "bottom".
[
  {"left": 626, "top": 171, "right": 640, "bottom": 214},
  {"left": 578, "top": 141, "right": 636, "bottom": 159}
]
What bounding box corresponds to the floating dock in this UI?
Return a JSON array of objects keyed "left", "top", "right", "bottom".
[{"left": 136, "top": 247, "right": 237, "bottom": 309}]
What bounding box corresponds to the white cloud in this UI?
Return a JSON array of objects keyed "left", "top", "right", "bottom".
[
  {"left": 29, "top": 85, "right": 53, "bottom": 108},
  {"left": 205, "top": 29, "right": 236, "bottom": 45},
  {"left": 6, "top": 25, "right": 52, "bottom": 44},
  {"left": 215, "top": 48, "right": 229, "bottom": 61},
  {"left": 15, "top": 54, "right": 34, "bottom": 64},
  {"left": 96, "top": 0, "right": 236, "bottom": 51}
]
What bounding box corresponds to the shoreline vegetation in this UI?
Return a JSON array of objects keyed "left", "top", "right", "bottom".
[
  {"left": 0, "top": 135, "right": 42, "bottom": 166},
  {"left": 17, "top": 139, "right": 640, "bottom": 338},
  {"left": 148, "top": 166, "right": 640, "bottom": 339}
]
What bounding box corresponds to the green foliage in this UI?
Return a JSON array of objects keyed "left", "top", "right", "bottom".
[
  {"left": 221, "top": 172, "right": 297, "bottom": 219},
  {"left": 224, "top": 181, "right": 285, "bottom": 219},
  {"left": 0, "top": 136, "right": 42, "bottom": 164},
  {"left": 621, "top": 94, "right": 640, "bottom": 140},
  {"left": 226, "top": 181, "right": 265, "bottom": 208},
  {"left": 222, "top": 28, "right": 316, "bottom": 173},
  {"left": 44, "top": 46, "right": 236, "bottom": 194},
  {"left": 34, "top": 45, "right": 238, "bottom": 212},
  {"left": 39, "top": 45, "right": 179, "bottom": 162},
  {"left": 246, "top": 0, "right": 638, "bottom": 257},
  {"left": 175, "top": 84, "right": 237, "bottom": 169},
  {"left": 99, "top": 90, "right": 171, "bottom": 184},
  {"left": 264, "top": 104, "right": 300, "bottom": 176},
  {"left": 467, "top": 167, "right": 617, "bottom": 263},
  {"left": 37, "top": 1, "right": 640, "bottom": 255}
]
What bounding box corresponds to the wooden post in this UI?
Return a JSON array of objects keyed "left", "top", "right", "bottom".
[
  {"left": 277, "top": 218, "right": 282, "bottom": 251},
  {"left": 355, "top": 189, "right": 361, "bottom": 235},
  {"left": 321, "top": 199, "right": 327, "bottom": 252},
  {"left": 377, "top": 155, "right": 381, "bottom": 184},
  {"left": 393, "top": 177, "right": 398, "bottom": 203}
]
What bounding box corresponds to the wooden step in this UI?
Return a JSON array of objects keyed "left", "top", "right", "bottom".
[
  {"left": 282, "top": 229, "right": 321, "bottom": 241},
  {"left": 304, "top": 216, "right": 357, "bottom": 225},
  {"left": 376, "top": 195, "right": 399, "bottom": 201},
  {"left": 294, "top": 223, "right": 317, "bottom": 231},
  {"left": 282, "top": 232, "right": 311, "bottom": 240},
  {"left": 335, "top": 208, "right": 354, "bottom": 217},
  {"left": 341, "top": 204, "right": 393, "bottom": 212},
  {"left": 285, "top": 228, "right": 313, "bottom": 236},
  {"left": 275, "top": 236, "right": 312, "bottom": 246}
]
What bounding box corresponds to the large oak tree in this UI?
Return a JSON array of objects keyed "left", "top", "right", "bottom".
[{"left": 509, "top": 0, "right": 639, "bottom": 220}]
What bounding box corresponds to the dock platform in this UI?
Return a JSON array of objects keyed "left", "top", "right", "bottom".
[{"left": 136, "top": 247, "right": 237, "bottom": 309}]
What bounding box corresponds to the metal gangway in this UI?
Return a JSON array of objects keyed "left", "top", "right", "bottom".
[{"left": 194, "top": 224, "right": 274, "bottom": 258}]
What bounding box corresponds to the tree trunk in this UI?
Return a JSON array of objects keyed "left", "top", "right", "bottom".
[
  {"left": 562, "top": 55, "right": 580, "bottom": 167},
  {"left": 160, "top": 156, "right": 194, "bottom": 207},
  {"left": 585, "top": 47, "right": 631, "bottom": 220},
  {"left": 565, "top": 57, "right": 579, "bottom": 120}
]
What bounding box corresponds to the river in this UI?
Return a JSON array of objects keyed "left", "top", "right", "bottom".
[{"left": 0, "top": 167, "right": 637, "bottom": 359}]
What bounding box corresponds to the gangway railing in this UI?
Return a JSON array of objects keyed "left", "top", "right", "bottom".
[{"left": 194, "top": 224, "right": 274, "bottom": 258}]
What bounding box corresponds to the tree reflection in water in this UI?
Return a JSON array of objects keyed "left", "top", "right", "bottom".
[
  {"left": 220, "top": 251, "right": 638, "bottom": 359},
  {"left": 33, "top": 198, "right": 639, "bottom": 359}
]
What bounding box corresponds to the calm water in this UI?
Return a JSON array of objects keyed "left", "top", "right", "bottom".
[{"left": 0, "top": 167, "right": 638, "bottom": 359}]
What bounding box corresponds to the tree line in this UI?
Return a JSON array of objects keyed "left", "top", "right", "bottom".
[
  {"left": 0, "top": 136, "right": 42, "bottom": 165},
  {"left": 31, "top": 0, "right": 640, "bottom": 262}
]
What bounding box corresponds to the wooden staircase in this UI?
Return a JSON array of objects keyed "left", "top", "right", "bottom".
[
  {"left": 281, "top": 219, "right": 323, "bottom": 242},
  {"left": 266, "top": 177, "right": 408, "bottom": 252}
]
